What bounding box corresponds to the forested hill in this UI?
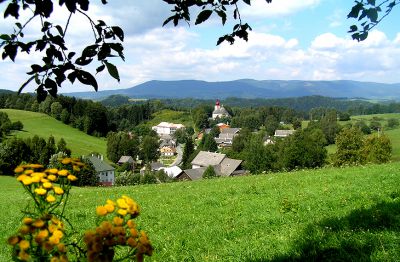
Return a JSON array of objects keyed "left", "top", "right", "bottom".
[{"left": 64, "top": 79, "right": 400, "bottom": 100}]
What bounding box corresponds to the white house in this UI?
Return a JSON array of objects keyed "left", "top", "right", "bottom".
[
  {"left": 152, "top": 122, "right": 185, "bottom": 135},
  {"left": 87, "top": 155, "right": 115, "bottom": 186}
]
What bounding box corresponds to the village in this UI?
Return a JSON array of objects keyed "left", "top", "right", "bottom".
[{"left": 89, "top": 100, "right": 296, "bottom": 186}]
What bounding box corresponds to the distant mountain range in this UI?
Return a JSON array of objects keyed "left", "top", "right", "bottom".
[{"left": 63, "top": 79, "right": 400, "bottom": 100}]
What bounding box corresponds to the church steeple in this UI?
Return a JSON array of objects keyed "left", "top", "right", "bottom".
[{"left": 215, "top": 99, "right": 221, "bottom": 110}]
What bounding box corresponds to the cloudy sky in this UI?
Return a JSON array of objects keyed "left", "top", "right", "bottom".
[{"left": 0, "top": 0, "right": 399, "bottom": 93}]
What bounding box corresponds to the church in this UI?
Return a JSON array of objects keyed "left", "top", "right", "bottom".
[{"left": 212, "top": 99, "right": 231, "bottom": 120}]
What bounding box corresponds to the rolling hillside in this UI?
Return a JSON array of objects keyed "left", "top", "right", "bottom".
[
  {"left": 64, "top": 79, "right": 400, "bottom": 100},
  {"left": 1, "top": 109, "right": 107, "bottom": 158},
  {"left": 0, "top": 162, "right": 399, "bottom": 261}
]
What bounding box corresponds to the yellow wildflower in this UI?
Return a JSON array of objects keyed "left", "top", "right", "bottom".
[
  {"left": 57, "top": 243, "right": 67, "bottom": 253},
  {"left": 61, "top": 158, "right": 71, "bottom": 165},
  {"left": 48, "top": 168, "right": 58, "bottom": 174},
  {"left": 50, "top": 257, "right": 60, "bottom": 262},
  {"left": 106, "top": 199, "right": 115, "bottom": 206},
  {"left": 48, "top": 224, "right": 57, "bottom": 233},
  {"left": 127, "top": 237, "right": 137, "bottom": 248},
  {"left": 7, "top": 235, "right": 20, "bottom": 246},
  {"left": 37, "top": 229, "right": 49, "bottom": 239},
  {"left": 17, "top": 174, "right": 27, "bottom": 182},
  {"left": 117, "top": 209, "right": 127, "bottom": 216},
  {"left": 18, "top": 250, "right": 30, "bottom": 261},
  {"left": 73, "top": 165, "right": 80, "bottom": 172},
  {"left": 117, "top": 198, "right": 128, "bottom": 209},
  {"left": 113, "top": 216, "right": 124, "bottom": 226},
  {"left": 96, "top": 206, "right": 108, "bottom": 216},
  {"left": 22, "top": 177, "right": 33, "bottom": 186},
  {"left": 14, "top": 166, "right": 24, "bottom": 173},
  {"left": 127, "top": 219, "right": 135, "bottom": 229},
  {"left": 24, "top": 169, "right": 33, "bottom": 175},
  {"left": 48, "top": 235, "right": 60, "bottom": 245},
  {"left": 104, "top": 203, "right": 115, "bottom": 213},
  {"left": 27, "top": 164, "right": 43, "bottom": 169},
  {"left": 47, "top": 174, "right": 57, "bottom": 181},
  {"left": 22, "top": 217, "right": 33, "bottom": 225},
  {"left": 19, "top": 225, "right": 31, "bottom": 235},
  {"left": 53, "top": 229, "right": 64, "bottom": 239},
  {"left": 32, "top": 219, "right": 45, "bottom": 228},
  {"left": 54, "top": 187, "right": 64, "bottom": 195},
  {"left": 67, "top": 174, "right": 78, "bottom": 181},
  {"left": 19, "top": 240, "right": 30, "bottom": 250},
  {"left": 46, "top": 195, "right": 56, "bottom": 203},
  {"left": 41, "top": 178, "right": 49, "bottom": 183},
  {"left": 58, "top": 170, "right": 69, "bottom": 176},
  {"left": 129, "top": 228, "right": 138, "bottom": 238},
  {"left": 34, "top": 188, "right": 47, "bottom": 196},
  {"left": 43, "top": 182, "right": 53, "bottom": 189},
  {"left": 31, "top": 175, "right": 41, "bottom": 183}
]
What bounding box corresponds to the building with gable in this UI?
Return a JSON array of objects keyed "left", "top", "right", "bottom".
[
  {"left": 176, "top": 151, "right": 245, "bottom": 181},
  {"left": 212, "top": 99, "right": 231, "bottom": 120},
  {"left": 152, "top": 122, "right": 185, "bottom": 135},
  {"left": 87, "top": 155, "right": 115, "bottom": 186}
]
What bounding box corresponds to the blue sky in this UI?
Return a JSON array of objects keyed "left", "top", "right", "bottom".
[{"left": 0, "top": 0, "right": 399, "bottom": 93}]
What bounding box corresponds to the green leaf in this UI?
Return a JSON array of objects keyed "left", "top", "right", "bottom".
[
  {"left": 112, "top": 26, "right": 124, "bottom": 41},
  {"left": 367, "top": 8, "right": 378, "bottom": 22},
  {"left": 195, "top": 10, "right": 213, "bottom": 25},
  {"left": 243, "top": 0, "right": 251, "bottom": 5},
  {"left": 0, "top": 34, "right": 11, "bottom": 41},
  {"left": 367, "top": 0, "right": 376, "bottom": 6},
  {"left": 77, "top": 70, "right": 98, "bottom": 91},
  {"left": 348, "top": 2, "right": 364, "bottom": 18},
  {"left": 105, "top": 61, "right": 120, "bottom": 82}
]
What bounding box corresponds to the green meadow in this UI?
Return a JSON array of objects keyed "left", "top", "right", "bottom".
[
  {"left": 1, "top": 162, "right": 399, "bottom": 261},
  {"left": 0, "top": 109, "right": 107, "bottom": 158}
]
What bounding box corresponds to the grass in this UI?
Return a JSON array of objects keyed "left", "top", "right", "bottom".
[
  {"left": 0, "top": 109, "right": 107, "bottom": 158},
  {"left": 1, "top": 162, "right": 399, "bottom": 261},
  {"left": 144, "top": 109, "right": 193, "bottom": 128}
]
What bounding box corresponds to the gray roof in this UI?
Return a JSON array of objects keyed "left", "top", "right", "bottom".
[
  {"left": 182, "top": 167, "right": 207, "bottom": 180},
  {"left": 87, "top": 156, "right": 115, "bottom": 172},
  {"left": 191, "top": 151, "right": 226, "bottom": 167},
  {"left": 213, "top": 107, "right": 230, "bottom": 116},
  {"left": 221, "top": 128, "right": 240, "bottom": 135},
  {"left": 150, "top": 162, "right": 165, "bottom": 170},
  {"left": 274, "top": 130, "right": 296, "bottom": 137},
  {"left": 219, "top": 158, "right": 242, "bottom": 176},
  {"left": 118, "top": 156, "right": 134, "bottom": 164}
]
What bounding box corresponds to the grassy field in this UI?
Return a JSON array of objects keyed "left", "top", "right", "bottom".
[
  {"left": 0, "top": 109, "right": 107, "bottom": 158},
  {"left": 1, "top": 162, "right": 399, "bottom": 261},
  {"left": 145, "top": 109, "right": 193, "bottom": 128}
]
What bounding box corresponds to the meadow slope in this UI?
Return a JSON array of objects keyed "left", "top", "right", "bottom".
[
  {"left": 0, "top": 109, "right": 107, "bottom": 158},
  {"left": 1, "top": 162, "right": 399, "bottom": 261}
]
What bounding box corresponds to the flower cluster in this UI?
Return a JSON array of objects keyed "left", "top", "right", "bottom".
[
  {"left": 8, "top": 215, "right": 67, "bottom": 262},
  {"left": 14, "top": 161, "right": 82, "bottom": 212},
  {"left": 85, "top": 196, "right": 153, "bottom": 261}
]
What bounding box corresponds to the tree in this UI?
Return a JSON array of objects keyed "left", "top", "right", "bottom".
[
  {"left": 362, "top": 134, "right": 392, "bottom": 164},
  {"left": 140, "top": 135, "right": 160, "bottom": 164},
  {"left": 333, "top": 127, "right": 365, "bottom": 166},
  {"left": 242, "top": 133, "right": 275, "bottom": 173},
  {"left": 50, "top": 101, "right": 63, "bottom": 120},
  {"left": 106, "top": 132, "right": 140, "bottom": 163},
  {"left": 0, "top": 137, "right": 30, "bottom": 176},
  {"left": 181, "top": 137, "right": 195, "bottom": 169},
  {"left": 199, "top": 133, "right": 218, "bottom": 152},
  {"left": 57, "top": 138, "right": 71, "bottom": 156},
  {"left": 264, "top": 115, "right": 280, "bottom": 136},
  {"left": 202, "top": 165, "right": 218, "bottom": 179},
  {"left": 387, "top": 118, "right": 400, "bottom": 129},
  {"left": 277, "top": 129, "right": 327, "bottom": 170}
]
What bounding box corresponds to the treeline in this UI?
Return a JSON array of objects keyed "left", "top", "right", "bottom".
[
  {"left": 152, "top": 96, "right": 383, "bottom": 116},
  {"left": 0, "top": 135, "right": 70, "bottom": 175},
  {"left": 0, "top": 93, "right": 156, "bottom": 136}
]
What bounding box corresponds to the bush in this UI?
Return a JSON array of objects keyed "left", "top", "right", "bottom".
[
  {"left": 203, "top": 165, "right": 218, "bottom": 179},
  {"left": 11, "top": 121, "right": 23, "bottom": 131},
  {"left": 115, "top": 171, "right": 141, "bottom": 186},
  {"left": 362, "top": 134, "right": 392, "bottom": 164},
  {"left": 333, "top": 127, "right": 365, "bottom": 166},
  {"left": 387, "top": 118, "right": 400, "bottom": 129}
]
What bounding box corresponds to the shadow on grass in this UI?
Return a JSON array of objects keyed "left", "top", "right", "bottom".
[{"left": 271, "top": 198, "right": 400, "bottom": 262}]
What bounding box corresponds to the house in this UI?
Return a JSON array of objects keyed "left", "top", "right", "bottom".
[
  {"left": 117, "top": 156, "right": 135, "bottom": 170},
  {"left": 140, "top": 162, "right": 166, "bottom": 174},
  {"left": 212, "top": 99, "right": 231, "bottom": 120},
  {"left": 274, "top": 130, "right": 296, "bottom": 138},
  {"left": 191, "top": 151, "right": 226, "bottom": 169},
  {"left": 87, "top": 155, "right": 115, "bottom": 186},
  {"left": 160, "top": 146, "right": 176, "bottom": 157},
  {"left": 214, "top": 128, "right": 240, "bottom": 147},
  {"left": 152, "top": 122, "right": 185, "bottom": 135},
  {"left": 217, "top": 123, "right": 230, "bottom": 132},
  {"left": 176, "top": 151, "right": 245, "bottom": 181},
  {"left": 159, "top": 166, "right": 183, "bottom": 179}
]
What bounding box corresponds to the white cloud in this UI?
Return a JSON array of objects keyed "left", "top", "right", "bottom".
[{"left": 242, "top": 0, "right": 321, "bottom": 18}]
